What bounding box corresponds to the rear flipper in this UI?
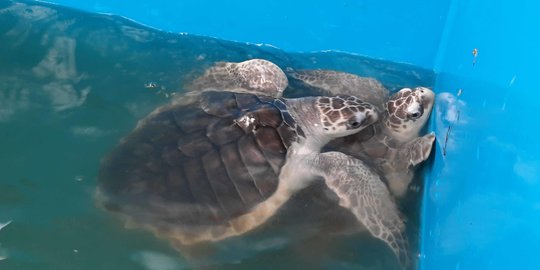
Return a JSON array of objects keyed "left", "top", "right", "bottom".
[{"left": 316, "top": 151, "right": 410, "bottom": 269}]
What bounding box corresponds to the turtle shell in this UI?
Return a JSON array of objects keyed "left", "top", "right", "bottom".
[
  {"left": 98, "top": 91, "right": 301, "bottom": 231},
  {"left": 286, "top": 70, "right": 389, "bottom": 109}
]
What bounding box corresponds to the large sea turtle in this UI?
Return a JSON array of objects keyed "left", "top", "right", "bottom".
[
  {"left": 97, "top": 59, "right": 435, "bottom": 268},
  {"left": 287, "top": 69, "right": 436, "bottom": 199}
]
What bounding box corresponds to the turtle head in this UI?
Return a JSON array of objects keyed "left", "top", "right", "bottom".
[
  {"left": 384, "top": 87, "right": 435, "bottom": 142},
  {"left": 315, "top": 95, "right": 379, "bottom": 139}
]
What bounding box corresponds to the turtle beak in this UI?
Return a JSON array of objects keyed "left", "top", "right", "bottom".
[{"left": 417, "top": 87, "right": 435, "bottom": 107}]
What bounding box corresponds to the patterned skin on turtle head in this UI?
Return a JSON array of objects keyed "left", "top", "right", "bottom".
[
  {"left": 315, "top": 95, "right": 378, "bottom": 138},
  {"left": 384, "top": 87, "right": 435, "bottom": 142}
]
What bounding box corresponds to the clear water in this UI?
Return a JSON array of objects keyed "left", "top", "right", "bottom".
[{"left": 0, "top": 1, "right": 435, "bottom": 269}]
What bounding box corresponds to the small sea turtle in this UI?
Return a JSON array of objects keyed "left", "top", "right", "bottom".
[
  {"left": 97, "top": 87, "right": 411, "bottom": 266},
  {"left": 288, "top": 70, "right": 435, "bottom": 199}
]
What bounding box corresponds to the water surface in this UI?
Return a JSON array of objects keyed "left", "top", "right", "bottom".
[{"left": 0, "top": 1, "right": 435, "bottom": 269}]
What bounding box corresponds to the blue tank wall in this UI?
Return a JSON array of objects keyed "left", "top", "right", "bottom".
[
  {"left": 45, "top": 0, "right": 450, "bottom": 69},
  {"left": 422, "top": 0, "right": 540, "bottom": 269},
  {"left": 43, "top": 0, "right": 540, "bottom": 269}
]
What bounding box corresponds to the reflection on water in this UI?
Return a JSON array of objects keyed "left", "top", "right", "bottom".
[{"left": 0, "top": 1, "right": 435, "bottom": 269}]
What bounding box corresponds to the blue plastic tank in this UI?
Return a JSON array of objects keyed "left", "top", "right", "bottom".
[{"left": 25, "top": 0, "right": 540, "bottom": 268}]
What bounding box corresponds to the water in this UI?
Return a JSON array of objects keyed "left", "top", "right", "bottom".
[{"left": 0, "top": 1, "right": 435, "bottom": 269}]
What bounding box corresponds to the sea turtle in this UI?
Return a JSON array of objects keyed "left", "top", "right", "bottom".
[
  {"left": 96, "top": 67, "right": 412, "bottom": 266},
  {"left": 287, "top": 69, "right": 436, "bottom": 199}
]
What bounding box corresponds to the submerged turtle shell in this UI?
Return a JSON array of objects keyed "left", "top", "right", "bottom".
[
  {"left": 98, "top": 91, "right": 302, "bottom": 231},
  {"left": 287, "top": 69, "right": 389, "bottom": 109}
]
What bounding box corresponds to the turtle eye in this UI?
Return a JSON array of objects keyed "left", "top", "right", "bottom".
[
  {"left": 407, "top": 102, "right": 424, "bottom": 120},
  {"left": 347, "top": 118, "right": 363, "bottom": 129},
  {"left": 408, "top": 111, "right": 422, "bottom": 119}
]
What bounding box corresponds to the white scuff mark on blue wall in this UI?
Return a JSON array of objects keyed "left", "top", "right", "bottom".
[
  {"left": 428, "top": 164, "right": 460, "bottom": 204},
  {"left": 121, "top": 25, "right": 151, "bottom": 42},
  {"left": 0, "top": 220, "right": 12, "bottom": 261},
  {"left": 32, "top": 37, "right": 91, "bottom": 111},
  {"left": 253, "top": 236, "right": 289, "bottom": 251},
  {"left": 42, "top": 83, "right": 91, "bottom": 111},
  {"left": 509, "top": 75, "right": 517, "bottom": 87},
  {"left": 513, "top": 160, "right": 540, "bottom": 185},
  {"left": 435, "top": 92, "right": 467, "bottom": 156},
  {"left": 0, "top": 220, "right": 11, "bottom": 231},
  {"left": 70, "top": 126, "right": 112, "bottom": 138},
  {"left": 131, "top": 250, "right": 186, "bottom": 270},
  {"left": 485, "top": 136, "right": 540, "bottom": 185},
  {"left": 438, "top": 192, "right": 524, "bottom": 254},
  {"left": 2, "top": 2, "right": 57, "bottom": 21},
  {"left": 0, "top": 87, "right": 30, "bottom": 122}
]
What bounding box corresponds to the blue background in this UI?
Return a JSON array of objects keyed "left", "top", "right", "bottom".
[
  {"left": 423, "top": 0, "right": 540, "bottom": 269},
  {"left": 44, "top": 0, "right": 540, "bottom": 268},
  {"left": 44, "top": 0, "right": 451, "bottom": 69}
]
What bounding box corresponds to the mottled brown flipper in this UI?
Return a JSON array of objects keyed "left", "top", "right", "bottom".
[
  {"left": 379, "top": 132, "right": 436, "bottom": 198},
  {"left": 406, "top": 132, "right": 436, "bottom": 166},
  {"left": 315, "top": 151, "right": 410, "bottom": 268}
]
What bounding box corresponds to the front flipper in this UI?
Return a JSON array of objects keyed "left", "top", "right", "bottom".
[
  {"left": 316, "top": 151, "right": 410, "bottom": 268},
  {"left": 381, "top": 132, "right": 436, "bottom": 198},
  {"left": 406, "top": 132, "right": 435, "bottom": 166}
]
